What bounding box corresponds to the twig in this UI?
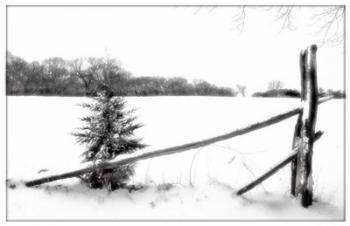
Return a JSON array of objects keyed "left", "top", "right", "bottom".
[{"left": 189, "top": 147, "right": 204, "bottom": 187}]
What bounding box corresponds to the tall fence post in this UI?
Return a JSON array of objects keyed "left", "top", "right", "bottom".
[
  {"left": 294, "top": 45, "right": 319, "bottom": 207},
  {"left": 291, "top": 48, "right": 308, "bottom": 196}
]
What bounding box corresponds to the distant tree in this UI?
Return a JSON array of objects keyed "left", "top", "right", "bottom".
[
  {"left": 6, "top": 52, "right": 29, "bottom": 94},
  {"left": 165, "top": 77, "right": 192, "bottom": 95},
  {"left": 252, "top": 88, "right": 300, "bottom": 98},
  {"left": 236, "top": 84, "right": 247, "bottom": 97},
  {"left": 267, "top": 80, "right": 284, "bottom": 91},
  {"left": 68, "top": 58, "right": 95, "bottom": 96},
  {"left": 127, "top": 76, "right": 167, "bottom": 96},
  {"left": 193, "top": 79, "right": 212, "bottom": 95},
  {"left": 326, "top": 89, "right": 345, "bottom": 99},
  {"left": 42, "top": 57, "right": 70, "bottom": 95},
  {"left": 86, "top": 57, "right": 130, "bottom": 95},
  {"left": 73, "top": 86, "right": 145, "bottom": 190},
  {"left": 318, "top": 88, "right": 327, "bottom": 98},
  {"left": 24, "top": 61, "right": 46, "bottom": 95},
  {"left": 216, "top": 86, "right": 236, "bottom": 96}
]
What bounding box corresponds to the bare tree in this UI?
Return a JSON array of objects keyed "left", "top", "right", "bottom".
[
  {"left": 25, "top": 61, "right": 45, "bottom": 94},
  {"left": 268, "top": 80, "right": 284, "bottom": 90},
  {"left": 6, "top": 52, "right": 45, "bottom": 95},
  {"left": 69, "top": 58, "right": 95, "bottom": 95},
  {"left": 42, "top": 57, "right": 70, "bottom": 95},
  {"left": 6, "top": 52, "right": 29, "bottom": 94},
  {"left": 236, "top": 84, "right": 247, "bottom": 97},
  {"left": 85, "top": 57, "right": 131, "bottom": 95}
]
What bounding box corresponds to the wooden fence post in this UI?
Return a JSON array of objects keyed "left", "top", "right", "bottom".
[
  {"left": 291, "top": 49, "right": 307, "bottom": 196},
  {"left": 290, "top": 114, "right": 302, "bottom": 196},
  {"left": 295, "top": 45, "right": 319, "bottom": 207}
]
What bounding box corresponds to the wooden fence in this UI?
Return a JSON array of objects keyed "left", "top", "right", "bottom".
[{"left": 25, "top": 44, "right": 331, "bottom": 208}]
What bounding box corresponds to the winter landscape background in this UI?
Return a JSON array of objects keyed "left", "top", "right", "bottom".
[{"left": 5, "top": 5, "right": 345, "bottom": 221}]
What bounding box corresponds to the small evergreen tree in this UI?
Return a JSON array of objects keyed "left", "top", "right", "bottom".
[{"left": 74, "top": 86, "right": 145, "bottom": 190}]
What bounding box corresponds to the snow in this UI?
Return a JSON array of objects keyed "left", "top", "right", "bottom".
[{"left": 7, "top": 96, "right": 345, "bottom": 220}]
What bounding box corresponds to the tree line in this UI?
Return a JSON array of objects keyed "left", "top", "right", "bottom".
[
  {"left": 252, "top": 88, "right": 345, "bottom": 99},
  {"left": 252, "top": 80, "right": 345, "bottom": 99},
  {"left": 6, "top": 52, "right": 237, "bottom": 97}
]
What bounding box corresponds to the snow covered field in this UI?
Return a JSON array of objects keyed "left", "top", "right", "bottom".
[{"left": 6, "top": 96, "right": 345, "bottom": 220}]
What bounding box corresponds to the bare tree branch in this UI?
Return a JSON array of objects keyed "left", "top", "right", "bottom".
[
  {"left": 191, "top": 6, "right": 344, "bottom": 46},
  {"left": 274, "top": 6, "right": 297, "bottom": 32},
  {"left": 193, "top": 6, "right": 203, "bottom": 15},
  {"left": 207, "top": 6, "right": 218, "bottom": 14},
  {"left": 312, "top": 6, "right": 344, "bottom": 47},
  {"left": 231, "top": 6, "right": 246, "bottom": 34}
]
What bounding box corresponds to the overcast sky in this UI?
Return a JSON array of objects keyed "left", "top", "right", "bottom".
[{"left": 7, "top": 6, "right": 344, "bottom": 93}]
